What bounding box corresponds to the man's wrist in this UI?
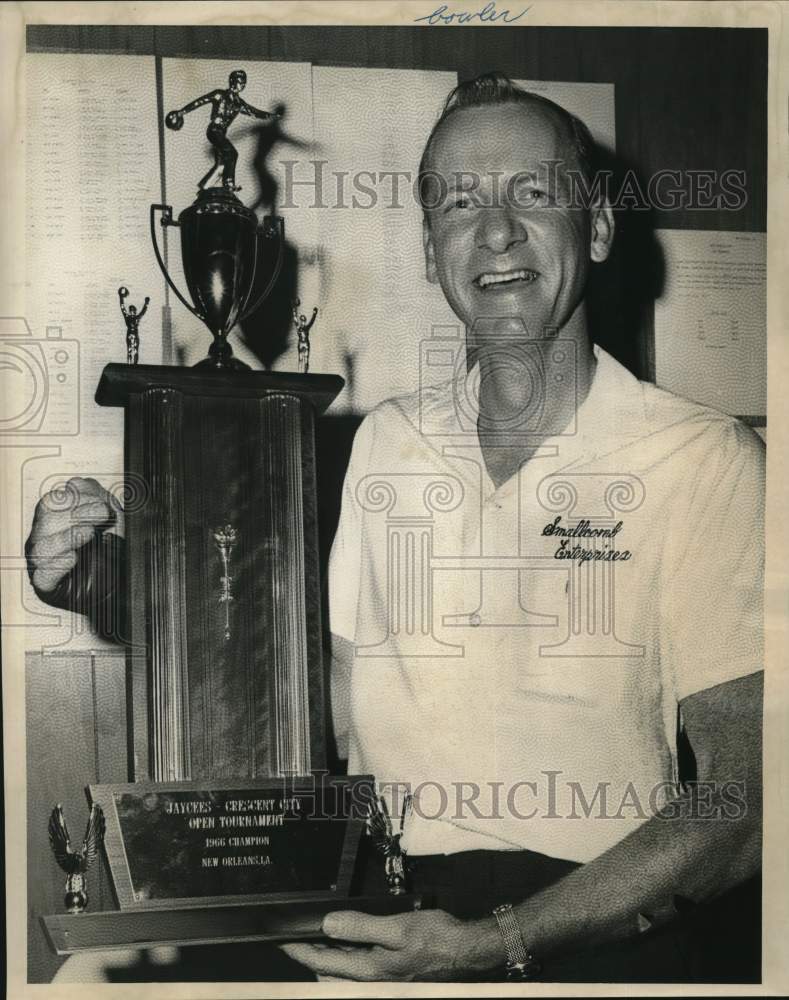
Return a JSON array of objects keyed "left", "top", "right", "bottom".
[
  {"left": 457, "top": 915, "right": 507, "bottom": 973},
  {"left": 492, "top": 902, "right": 542, "bottom": 980}
]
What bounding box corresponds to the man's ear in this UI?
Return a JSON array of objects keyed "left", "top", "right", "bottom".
[
  {"left": 589, "top": 200, "right": 615, "bottom": 263},
  {"left": 423, "top": 218, "right": 439, "bottom": 284}
]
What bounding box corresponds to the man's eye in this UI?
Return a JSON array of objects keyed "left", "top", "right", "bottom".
[
  {"left": 446, "top": 194, "right": 472, "bottom": 212},
  {"left": 519, "top": 187, "right": 546, "bottom": 205}
]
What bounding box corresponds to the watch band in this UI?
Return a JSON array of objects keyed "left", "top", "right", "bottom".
[{"left": 492, "top": 903, "right": 542, "bottom": 981}]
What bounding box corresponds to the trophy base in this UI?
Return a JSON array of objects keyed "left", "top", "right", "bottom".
[{"left": 41, "top": 893, "right": 425, "bottom": 955}]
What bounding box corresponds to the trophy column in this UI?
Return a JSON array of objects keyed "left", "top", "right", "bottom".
[
  {"left": 143, "top": 387, "right": 191, "bottom": 781},
  {"left": 97, "top": 365, "right": 343, "bottom": 782}
]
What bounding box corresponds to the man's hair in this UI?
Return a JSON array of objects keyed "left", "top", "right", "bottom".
[{"left": 417, "top": 71, "right": 598, "bottom": 213}]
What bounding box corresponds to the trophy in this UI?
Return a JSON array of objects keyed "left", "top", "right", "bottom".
[
  {"left": 41, "top": 70, "right": 421, "bottom": 959},
  {"left": 292, "top": 299, "right": 318, "bottom": 374},
  {"left": 118, "top": 286, "right": 148, "bottom": 365},
  {"left": 150, "top": 69, "right": 284, "bottom": 370}
]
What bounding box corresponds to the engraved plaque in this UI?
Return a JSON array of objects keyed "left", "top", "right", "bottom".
[{"left": 91, "top": 776, "right": 374, "bottom": 909}]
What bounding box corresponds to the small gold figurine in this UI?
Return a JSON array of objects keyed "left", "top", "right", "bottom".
[
  {"left": 292, "top": 298, "right": 318, "bottom": 374},
  {"left": 366, "top": 793, "right": 412, "bottom": 895},
  {"left": 48, "top": 803, "right": 105, "bottom": 913},
  {"left": 118, "top": 286, "right": 149, "bottom": 365}
]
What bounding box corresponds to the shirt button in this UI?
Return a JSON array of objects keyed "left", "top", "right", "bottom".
[{"left": 470, "top": 612, "right": 482, "bottom": 627}]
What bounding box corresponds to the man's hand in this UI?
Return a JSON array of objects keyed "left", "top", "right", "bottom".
[
  {"left": 280, "top": 909, "right": 501, "bottom": 981},
  {"left": 26, "top": 477, "right": 123, "bottom": 598}
]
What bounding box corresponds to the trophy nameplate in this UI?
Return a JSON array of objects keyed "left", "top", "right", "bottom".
[
  {"left": 42, "top": 70, "right": 422, "bottom": 956},
  {"left": 89, "top": 777, "right": 369, "bottom": 910}
]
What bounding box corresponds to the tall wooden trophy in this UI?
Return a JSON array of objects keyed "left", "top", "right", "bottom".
[{"left": 42, "top": 70, "right": 419, "bottom": 957}]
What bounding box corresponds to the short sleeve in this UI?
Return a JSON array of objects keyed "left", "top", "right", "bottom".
[{"left": 661, "top": 420, "right": 765, "bottom": 703}]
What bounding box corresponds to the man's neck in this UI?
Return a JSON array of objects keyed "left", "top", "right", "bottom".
[{"left": 470, "top": 316, "right": 597, "bottom": 490}]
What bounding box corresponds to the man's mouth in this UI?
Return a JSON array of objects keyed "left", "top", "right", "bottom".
[{"left": 475, "top": 269, "right": 539, "bottom": 290}]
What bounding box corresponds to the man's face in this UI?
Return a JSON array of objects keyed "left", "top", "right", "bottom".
[
  {"left": 230, "top": 73, "right": 246, "bottom": 93},
  {"left": 423, "top": 103, "right": 612, "bottom": 341}
]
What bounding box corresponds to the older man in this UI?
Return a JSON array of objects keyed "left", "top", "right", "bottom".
[
  {"left": 28, "top": 74, "right": 763, "bottom": 982},
  {"left": 283, "top": 73, "right": 764, "bottom": 981}
]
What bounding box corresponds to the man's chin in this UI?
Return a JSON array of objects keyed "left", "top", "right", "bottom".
[{"left": 463, "top": 312, "right": 551, "bottom": 342}]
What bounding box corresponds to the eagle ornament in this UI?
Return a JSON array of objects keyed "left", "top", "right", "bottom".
[
  {"left": 366, "top": 793, "right": 412, "bottom": 895},
  {"left": 48, "top": 803, "right": 105, "bottom": 913}
]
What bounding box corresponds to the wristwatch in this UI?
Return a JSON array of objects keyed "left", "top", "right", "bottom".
[{"left": 492, "top": 903, "right": 542, "bottom": 981}]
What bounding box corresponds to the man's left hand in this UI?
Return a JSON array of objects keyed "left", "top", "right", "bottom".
[{"left": 280, "top": 908, "right": 500, "bottom": 981}]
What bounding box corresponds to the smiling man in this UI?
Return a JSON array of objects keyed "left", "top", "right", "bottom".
[
  {"left": 26, "top": 73, "right": 764, "bottom": 984},
  {"left": 281, "top": 73, "right": 764, "bottom": 981}
]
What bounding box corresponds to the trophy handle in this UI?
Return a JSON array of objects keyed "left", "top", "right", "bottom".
[
  {"left": 239, "top": 215, "right": 285, "bottom": 322},
  {"left": 150, "top": 204, "right": 205, "bottom": 323}
]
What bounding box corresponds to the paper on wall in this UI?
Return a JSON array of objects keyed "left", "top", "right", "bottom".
[
  {"left": 24, "top": 54, "right": 162, "bottom": 440},
  {"left": 20, "top": 54, "right": 162, "bottom": 643},
  {"left": 653, "top": 229, "right": 766, "bottom": 416},
  {"left": 311, "top": 65, "right": 460, "bottom": 413}
]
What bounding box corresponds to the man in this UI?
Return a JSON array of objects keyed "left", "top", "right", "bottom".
[{"left": 27, "top": 74, "right": 763, "bottom": 982}]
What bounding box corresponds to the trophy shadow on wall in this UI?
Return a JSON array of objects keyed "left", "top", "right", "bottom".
[{"left": 239, "top": 103, "right": 310, "bottom": 370}]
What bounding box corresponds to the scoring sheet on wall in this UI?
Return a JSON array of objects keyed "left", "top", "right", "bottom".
[
  {"left": 311, "top": 65, "right": 460, "bottom": 412},
  {"left": 21, "top": 54, "right": 164, "bottom": 648},
  {"left": 653, "top": 229, "right": 766, "bottom": 417},
  {"left": 25, "top": 53, "right": 163, "bottom": 438}
]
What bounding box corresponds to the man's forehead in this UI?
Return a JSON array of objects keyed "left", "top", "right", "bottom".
[{"left": 428, "top": 102, "right": 573, "bottom": 175}]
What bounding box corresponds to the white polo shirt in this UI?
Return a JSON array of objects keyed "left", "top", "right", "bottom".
[{"left": 328, "top": 346, "right": 764, "bottom": 863}]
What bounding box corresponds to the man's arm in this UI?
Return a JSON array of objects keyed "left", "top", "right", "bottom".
[
  {"left": 26, "top": 477, "right": 127, "bottom": 643},
  {"left": 283, "top": 670, "right": 762, "bottom": 979},
  {"left": 488, "top": 670, "right": 762, "bottom": 966}
]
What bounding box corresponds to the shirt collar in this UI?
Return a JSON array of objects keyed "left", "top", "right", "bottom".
[{"left": 457, "top": 343, "right": 647, "bottom": 485}]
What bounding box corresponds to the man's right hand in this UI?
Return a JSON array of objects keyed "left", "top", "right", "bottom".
[{"left": 25, "top": 477, "right": 124, "bottom": 599}]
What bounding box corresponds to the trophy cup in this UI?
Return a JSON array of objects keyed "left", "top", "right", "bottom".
[
  {"left": 41, "top": 70, "right": 421, "bottom": 958},
  {"left": 151, "top": 69, "right": 284, "bottom": 370}
]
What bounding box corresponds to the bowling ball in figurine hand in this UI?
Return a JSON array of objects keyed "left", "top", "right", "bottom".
[{"left": 165, "top": 110, "right": 184, "bottom": 131}]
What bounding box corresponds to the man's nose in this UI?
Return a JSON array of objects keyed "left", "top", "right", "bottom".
[{"left": 476, "top": 207, "right": 528, "bottom": 254}]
